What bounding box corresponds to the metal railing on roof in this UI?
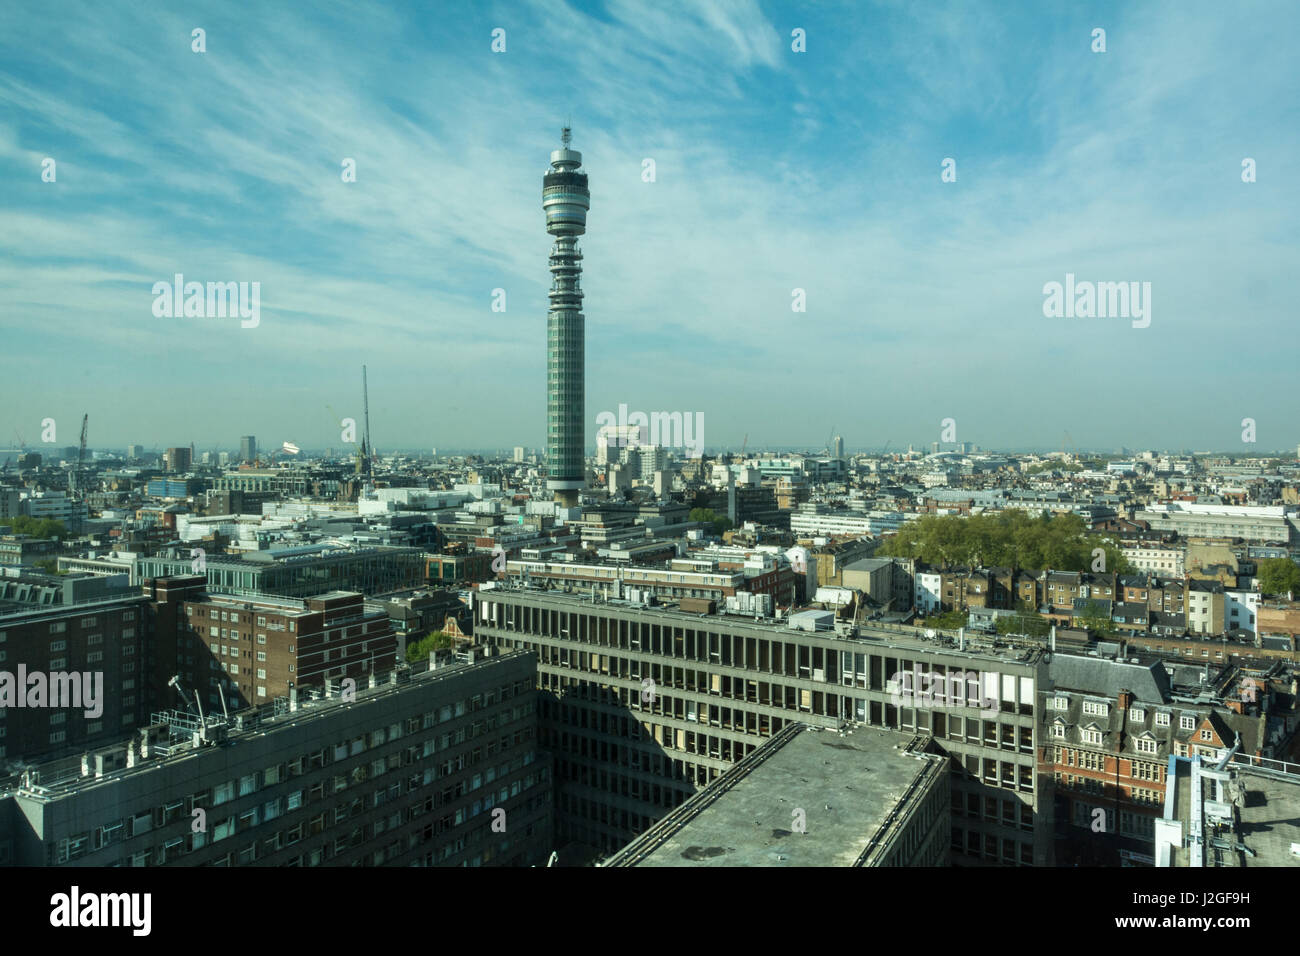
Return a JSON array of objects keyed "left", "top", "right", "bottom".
[
  {"left": 601, "top": 721, "right": 803, "bottom": 867},
  {"left": 3, "top": 649, "right": 532, "bottom": 800}
]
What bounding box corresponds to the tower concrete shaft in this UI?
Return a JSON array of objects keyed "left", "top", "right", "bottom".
[{"left": 542, "top": 127, "right": 589, "bottom": 507}]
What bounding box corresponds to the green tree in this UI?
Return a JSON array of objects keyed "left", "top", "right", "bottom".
[
  {"left": 878, "top": 511, "right": 1130, "bottom": 574},
  {"left": 7, "top": 516, "right": 68, "bottom": 540},
  {"left": 405, "top": 631, "right": 454, "bottom": 662},
  {"left": 1258, "top": 558, "right": 1300, "bottom": 597},
  {"left": 1076, "top": 599, "right": 1116, "bottom": 636},
  {"left": 923, "top": 609, "right": 968, "bottom": 630},
  {"left": 689, "top": 507, "right": 733, "bottom": 537}
]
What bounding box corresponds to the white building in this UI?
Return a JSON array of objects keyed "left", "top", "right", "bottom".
[
  {"left": 1121, "top": 543, "right": 1185, "bottom": 577},
  {"left": 1137, "top": 503, "right": 1291, "bottom": 544},
  {"left": 790, "top": 505, "right": 910, "bottom": 539},
  {"left": 21, "top": 491, "right": 87, "bottom": 526},
  {"left": 596, "top": 425, "right": 644, "bottom": 465},
  {"left": 790, "top": 509, "right": 873, "bottom": 539},
  {"left": 1225, "top": 590, "right": 1260, "bottom": 635},
  {"left": 914, "top": 571, "right": 942, "bottom": 615}
]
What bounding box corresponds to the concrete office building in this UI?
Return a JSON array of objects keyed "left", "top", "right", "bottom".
[
  {"left": 503, "top": 559, "right": 795, "bottom": 607},
  {"left": 0, "top": 489, "right": 20, "bottom": 522},
  {"left": 475, "top": 587, "right": 1047, "bottom": 866},
  {"left": 20, "top": 492, "right": 87, "bottom": 528},
  {"left": 1137, "top": 503, "right": 1293, "bottom": 545},
  {"left": 0, "top": 649, "right": 553, "bottom": 867},
  {"left": 137, "top": 544, "right": 425, "bottom": 598},
  {"left": 163, "top": 447, "right": 192, "bottom": 473},
  {"left": 543, "top": 128, "right": 590, "bottom": 507},
  {"left": 239, "top": 436, "right": 257, "bottom": 464},
  {"left": 791, "top": 504, "right": 909, "bottom": 539},
  {"left": 604, "top": 722, "right": 949, "bottom": 867},
  {"left": 0, "top": 583, "right": 152, "bottom": 762},
  {"left": 0, "top": 534, "right": 59, "bottom": 566}
]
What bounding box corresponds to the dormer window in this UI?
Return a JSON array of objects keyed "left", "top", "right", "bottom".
[{"left": 1130, "top": 708, "right": 1145, "bottom": 722}]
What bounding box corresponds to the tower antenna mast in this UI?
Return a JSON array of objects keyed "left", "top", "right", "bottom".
[{"left": 362, "top": 365, "right": 373, "bottom": 477}]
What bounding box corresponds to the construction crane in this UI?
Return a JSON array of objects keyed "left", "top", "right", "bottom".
[
  {"left": 70, "top": 413, "right": 88, "bottom": 497},
  {"left": 356, "top": 365, "right": 374, "bottom": 477}
]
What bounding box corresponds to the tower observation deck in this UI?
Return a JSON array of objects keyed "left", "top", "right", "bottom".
[{"left": 543, "top": 127, "right": 590, "bottom": 508}]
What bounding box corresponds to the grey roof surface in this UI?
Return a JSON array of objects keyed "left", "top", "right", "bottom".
[
  {"left": 1237, "top": 770, "right": 1300, "bottom": 866},
  {"left": 842, "top": 557, "right": 895, "bottom": 572},
  {"left": 1049, "top": 653, "right": 1171, "bottom": 701},
  {"left": 622, "top": 725, "right": 939, "bottom": 867}
]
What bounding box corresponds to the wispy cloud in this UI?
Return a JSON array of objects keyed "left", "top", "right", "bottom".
[{"left": 0, "top": 0, "right": 1296, "bottom": 452}]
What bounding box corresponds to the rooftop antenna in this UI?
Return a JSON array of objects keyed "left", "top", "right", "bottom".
[
  {"left": 168, "top": 675, "right": 195, "bottom": 714},
  {"left": 561, "top": 124, "right": 571, "bottom": 147}
]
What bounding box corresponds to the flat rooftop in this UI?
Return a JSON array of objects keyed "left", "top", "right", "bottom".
[
  {"left": 1164, "top": 755, "right": 1300, "bottom": 867},
  {"left": 1237, "top": 768, "right": 1300, "bottom": 866},
  {"left": 605, "top": 723, "right": 943, "bottom": 867},
  {"left": 481, "top": 586, "right": 1042, "bottom": 668}
]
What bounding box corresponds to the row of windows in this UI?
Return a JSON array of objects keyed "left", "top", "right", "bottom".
[
  {"left": 56, "top": 736, "right": 542, "bottom": 865},
  {"left": 951, "top": 791, "right": 1034, "bottom": 831},
  {"left": 951, "top": 828, "right": 1034, "bottom": 866},
  {"left": 119, "top": 777, "right": 550, "bottom": 868},
  {"left": 53, "top": 684, "right": 536, "bottom": 862}
]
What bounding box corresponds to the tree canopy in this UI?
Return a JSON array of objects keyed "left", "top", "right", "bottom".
[
  {"left": 1258, "top": 557, "right": 1300, "bottom": 597},
  {"left": 878, "top": 510, "right": 1130, "bottom": 574},
  {"left": 689, "top": 508, "right": 734, "bottom": 537},
  {"left": 919, "top": 609, "right": 968, "bottom": 630},
  {"left": 1075, "top": 599, "right": 1117, "bottom": 636},
  {"left": 405, "top": 631, "right": 454, "bottom": 662},
  {"left": 6, "top": 516, "right": 68, "bottom": 540}
]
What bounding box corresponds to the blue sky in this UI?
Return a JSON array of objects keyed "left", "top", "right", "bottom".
[{"left": 1, "top": 0, "right": 1297, "bottom": 455}]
